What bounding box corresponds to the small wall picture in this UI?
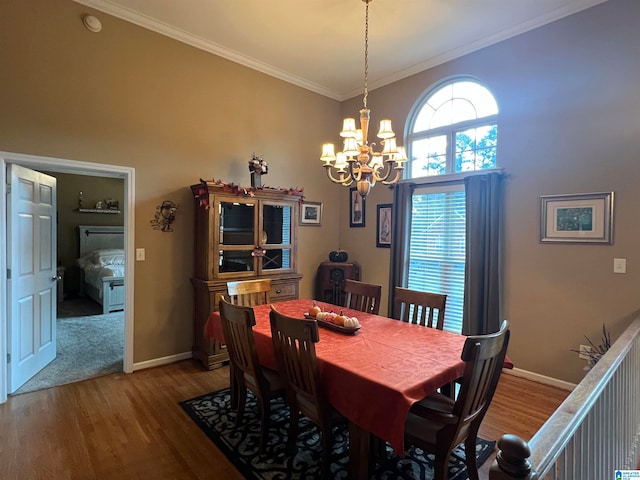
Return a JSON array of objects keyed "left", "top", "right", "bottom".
[
  {"left": 105, "top": 199, "right": 119, "bottom": 210},
  {"left": 300, "top": 201, "right": 322, "bottom": 226},
  {"left": 377, "top": 204, "right": 392, "bottom": 248},
  {"left": 349, "top": 187, "right": 365, "bottom": 227}
]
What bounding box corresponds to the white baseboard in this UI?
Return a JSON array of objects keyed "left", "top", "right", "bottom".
[
  {"left": 132, "top": 351, "right": 193, "bottom": 372},
  {"left": 504, "top": 367, "right": 576, "bottom": 391}
]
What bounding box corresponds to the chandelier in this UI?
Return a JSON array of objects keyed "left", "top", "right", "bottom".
[{"left": 320, "top": 0, "right": 407, "bottom": 199}]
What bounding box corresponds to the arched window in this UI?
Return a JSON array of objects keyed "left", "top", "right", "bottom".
[
  {"left": 406, "top": 78, "right": 498, "bottom": 178},
  {"left": 397, "top": 78, "right": 499, "bottom": 333}
]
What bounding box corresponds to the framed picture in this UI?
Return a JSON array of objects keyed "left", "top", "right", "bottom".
[
  {"left": 300, "top": 201, "right": 322, "bottom": 226},
  {"left": 540, "top": 192, "right": 614, "bottom": 244},
  {"left": 376, "top": 204, "right": 392, "bottom": 248},
  {"left": 349, "top": 187, "right": 365, "bottom": 227},
  {"left": 105, "top": 199, "right": 119, "bottom": 210}
]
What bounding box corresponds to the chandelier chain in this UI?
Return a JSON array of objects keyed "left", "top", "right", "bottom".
[
  {"left": 363, "top": 0, "right": 369, "bottom": 109},
  {"left": 319, "top": 0, "right": 407, "bottom": 199}
]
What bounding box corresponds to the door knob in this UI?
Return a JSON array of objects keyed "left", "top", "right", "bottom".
[{"left": 52, "top": 275, "right": 62, "bottom": 281}]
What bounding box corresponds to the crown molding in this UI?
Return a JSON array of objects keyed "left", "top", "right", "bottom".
[
  {"left": 72, "top": 0, "right": 342, "bottom": 100},
  {"left": 347, "top": 0, "right": 610, "bottom": 100},
  {"left": 74, "top": 0, "right": 608, "bottom": 102}
]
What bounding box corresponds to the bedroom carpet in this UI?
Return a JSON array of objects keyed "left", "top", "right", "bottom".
[{"left": 12, "top": 310, "right": 124, "bottom": 395}]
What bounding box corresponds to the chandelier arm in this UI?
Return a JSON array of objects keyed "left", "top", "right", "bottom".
[
  {"left": 380, "top": 168, "right": 404, "bottom": 186},
  {"left": 370, "top": 160, "right": 393, "bottom": 182},
  {"left": 324, "top": 166, "right": 354, "bottom": 186}
]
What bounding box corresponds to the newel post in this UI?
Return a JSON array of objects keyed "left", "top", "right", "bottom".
[{"left": 489, "top": 434, "right": 533, "bottom": 480}]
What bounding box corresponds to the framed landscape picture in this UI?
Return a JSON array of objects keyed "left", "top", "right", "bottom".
[
  {"left": 540, "top": 192, "right": 614, "bottom": 244},
  {"left": 349, "top": 187, "right": 365, "bottom": 227}
]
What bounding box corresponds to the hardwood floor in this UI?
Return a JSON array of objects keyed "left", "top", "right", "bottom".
[{"left": 0, "top": 360, "right": 569, "bottom": 480}]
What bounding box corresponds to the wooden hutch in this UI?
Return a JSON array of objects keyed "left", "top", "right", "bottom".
[{"left": 190, "top": 180, "right": 303, "bottom": 369}]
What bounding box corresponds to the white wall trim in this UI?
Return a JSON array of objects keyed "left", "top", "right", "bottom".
[
  {"left": 0, "top": 162, "right": 7, "bottom": 403},
  {"left": 504, "top": 366, "right": 576, "bottom": 392},
  {"left": 0, "top": 151, "right": 135, "bottom": 404},
  {"left": 132, "top": 352, "right": 193, "bottom": 371}
]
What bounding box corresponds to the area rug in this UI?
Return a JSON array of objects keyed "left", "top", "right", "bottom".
[
  {"left": 180, "top": 388, "right": 495, "bottom": 479},
  {"left": 13, "top": 312, "right": 124, "bottom": 395}
]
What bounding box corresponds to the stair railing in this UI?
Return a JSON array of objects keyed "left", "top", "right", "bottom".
[{"left": 490, "top": 317, "right": 640, "bottom": 479}]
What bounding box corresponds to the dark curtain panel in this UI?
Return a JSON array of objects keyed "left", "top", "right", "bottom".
[
  {"left": 388, "top": 182, "right": 415, "bottom": 318},
  {"left": 463, "top": 172, "right": 505, "bottom": 335}
]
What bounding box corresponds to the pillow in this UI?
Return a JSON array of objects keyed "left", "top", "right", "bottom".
[
  {"left": 78, "top": 249, "right": 125, "bottom": 268},
  {"left": 92, "top": 249, "right": 125, "bottom": 266}
]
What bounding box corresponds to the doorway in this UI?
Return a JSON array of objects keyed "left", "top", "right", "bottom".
[{"left": 0, "top": 151, "right": 135, "bottom": 404}]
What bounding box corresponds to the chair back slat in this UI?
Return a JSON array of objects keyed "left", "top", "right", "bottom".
[
  {"left": 393, "top": 287, "right": 447, "bottom": 329},
  {"left": 227, "top": 278, "right": 271, "bottom": 307},
  {"left": 343, "top": 279, "right": 382, "bottom": 315}
]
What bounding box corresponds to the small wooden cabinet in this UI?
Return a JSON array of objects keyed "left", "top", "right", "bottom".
[
  {"left": 190, "top": 181, "right": 303, "bottom": 369},
  {"left": 315, "top": 261, "right": 361, "bottom": 306}
]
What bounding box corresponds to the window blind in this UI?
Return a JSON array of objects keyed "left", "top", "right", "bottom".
[{"left": 407, "top": 185, "right": 466, "bottom": 333}]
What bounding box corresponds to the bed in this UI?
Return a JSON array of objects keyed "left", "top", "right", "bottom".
[{"left": 77, "top": 225, "right": 125, "bottom": 314}]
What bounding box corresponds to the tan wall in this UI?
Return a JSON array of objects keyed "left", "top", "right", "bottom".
[
  {"left": 341, "top": 0, "right": 640, "bottom": 383},
  {"left": 3, "top": 0, "right": 639, "bottom": 384},
  {"left": 0, "top": 0, "right": 342, "bottom": 363}
]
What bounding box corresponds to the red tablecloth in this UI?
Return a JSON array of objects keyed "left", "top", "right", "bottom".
[{"left": 205, "top": 299, "right": 472, "bottom": 454}]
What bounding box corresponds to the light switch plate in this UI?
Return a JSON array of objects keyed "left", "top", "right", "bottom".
[
  {"left": 613, "top": 258, "right": 626, "bottom": 274},
  {"left": 136, "top": 248, "right": 145, "bottom": 261}
]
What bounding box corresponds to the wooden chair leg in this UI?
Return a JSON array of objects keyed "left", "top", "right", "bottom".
[
  {"left": 258, "top": 398, "right": 270, "bottom": 453},
  {"left": 229, "top": 364, "right": 239, "bottom": 410},
  {"left": 433, "top": 447, "right": 454, "bottom": 480},
  {"left": 235, "top": 384, "right": 247, "bottom": 426},
  {"left": 464, "top": 434, "right": 480, "bottom": 480},
  {"left": 287, "top": 407, "right": 299, "bottom": 455}
]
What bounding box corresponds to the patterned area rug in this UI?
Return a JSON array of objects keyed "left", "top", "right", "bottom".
[{"left": 180, "top": 388, "right": 495, "bottom": 479}]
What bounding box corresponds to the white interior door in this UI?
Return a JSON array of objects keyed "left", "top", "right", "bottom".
[{"left": 7, "top": 164, "right": 57, "bottom": 393}]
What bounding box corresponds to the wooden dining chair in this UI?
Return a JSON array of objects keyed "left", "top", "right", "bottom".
[
  {"left": 225, "top": 278, "right": 273, "bottom": 411},
  {"left": 226, "top": 278, "right": 272, "bottom": 307},
  {"left": 218, "top": 297, "right": 285, "bottom": 452},
  {"left": 343, "top": 279, "right": 382, "bottom": 315},
  {"left": 392, "top": 287, "right": 447, "bottom": 329},
  {"left": 269, "top": 306, "right": 345, "bottom": 479},
  {"left": 403, "top": 321, "right": 510, "bottom": 480},
  {"left": 393, "top": 287, "right": 456, "bottom": 397}
]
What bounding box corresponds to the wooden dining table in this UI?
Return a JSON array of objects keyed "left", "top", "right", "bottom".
[{"left": 204, "top": 298, "right": 469, "bottom": 479}]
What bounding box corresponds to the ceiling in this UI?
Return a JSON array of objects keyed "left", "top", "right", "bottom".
[{"left": 74, "top": 0, "right": 607, "bottom": 101}]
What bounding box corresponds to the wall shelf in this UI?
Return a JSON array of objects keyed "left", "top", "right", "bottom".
[{"left": 74, "top": 208, "right": 121, "bottom": 214}]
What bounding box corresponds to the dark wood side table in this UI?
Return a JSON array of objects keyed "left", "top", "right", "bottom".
[{"left": 315, "top": 261, "right": 360, "bottom": 306}]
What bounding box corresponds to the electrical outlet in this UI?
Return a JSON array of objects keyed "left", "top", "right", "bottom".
[
  {"left": 578, "top": 344, "right": 591, "bottom": 360},
  {"left": 613, "top": 258, "right": 627, "bottom": 274}
]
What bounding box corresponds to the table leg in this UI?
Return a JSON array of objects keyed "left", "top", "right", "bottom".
[{"left": 348, "top": 421, "right": 371, "bottom": 480}]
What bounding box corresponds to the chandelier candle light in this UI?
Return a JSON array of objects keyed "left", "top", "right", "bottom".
[{"left": 320, "top": 0, "right": 408, "bottom": 199}]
